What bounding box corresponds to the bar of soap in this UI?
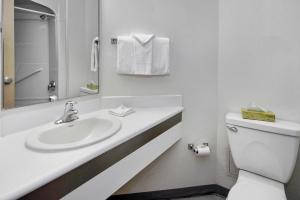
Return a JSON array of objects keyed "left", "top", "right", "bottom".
[{"left": 241, "top": 108, "right": 275, "bottom": 122}]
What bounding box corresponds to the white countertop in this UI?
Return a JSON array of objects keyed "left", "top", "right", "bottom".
[{"left": 0, "top": 107, "right": 183, "bottom": 200}]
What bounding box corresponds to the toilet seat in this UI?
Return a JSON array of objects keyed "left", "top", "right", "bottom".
[{"left": 227, "top": 171, "right": 287, "bottom": 200}]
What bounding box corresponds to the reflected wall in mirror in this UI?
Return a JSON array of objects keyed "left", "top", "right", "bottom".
[{"left": 2, "top": 0, "right": 100, "bottom": 109}]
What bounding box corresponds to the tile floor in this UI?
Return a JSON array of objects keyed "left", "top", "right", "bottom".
[{"left": 174, "top": 195, "right": 225, "bottom": 200}]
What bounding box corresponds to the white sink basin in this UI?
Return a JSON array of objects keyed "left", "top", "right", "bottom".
[{"left": 26, "top": 117, "right": 121, "bottom": 152}]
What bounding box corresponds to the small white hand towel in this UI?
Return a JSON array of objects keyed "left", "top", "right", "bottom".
[
  {"left": 152, "top": 37, "right": 170, "bottom": 75},
  {"left": 91, "top": 37, "right": 99, "bottom": 72},
  {"left": 132, "top": 34, "right": 155, "bottom": 75},
  {"left": 109, "top": 105, "right": 135, "bottom": 117},
  {"left": 117, "top": 36, "right": 135, "bottom": 74}
]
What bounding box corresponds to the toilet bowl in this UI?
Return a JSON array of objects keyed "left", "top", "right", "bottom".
[
  {"left": 225, "top": 113, "right": 300, "bottom": 200},
  {"left": 227, "top": 171, "right": 286, "bottom": 200}
]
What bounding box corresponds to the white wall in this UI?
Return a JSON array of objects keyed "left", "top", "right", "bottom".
[
  {"left": 67, "top": 0, "right": 99, "bottom": 97},
  {"left": 217, "top": 0, "right": 300, "bottom": 199},
  {"left": 100, "top": 0, "right": 219, "bottom": 193}
]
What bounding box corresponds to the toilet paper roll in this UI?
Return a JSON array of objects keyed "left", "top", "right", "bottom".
[{"left": 194, "top": 145, "right": 211, "bottom": 157}]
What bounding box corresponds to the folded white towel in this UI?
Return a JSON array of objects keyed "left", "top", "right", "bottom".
[
  {"left": 91, "top": 37, "right": 99, "bottom": 72},
  {"left": 116, "top": 34, "right": 170, "bottom": 76},
  {"left": 132, "top": 34, "right": 155, "bottom": 45},
  {"left": 117, "top": 34, "right": 155, "bottom": 75},
  {"left": 117, "top": 36, "right": 135, "bottom": 74},
  {"left": 132, "top": 34, "right": 155, "bottom": 75},
  {"left": 109, "top": 105, "right": 135, "bottom": 117},
  {"left": 152, "top": 37, "right": 170, "bottom": 75}
]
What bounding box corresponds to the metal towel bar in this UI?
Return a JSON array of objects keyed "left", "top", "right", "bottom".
[{"left": 111, "top": 38, "right": 118, "bottom": 45}]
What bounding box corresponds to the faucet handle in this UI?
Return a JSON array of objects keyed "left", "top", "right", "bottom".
[
  {"left": 65, "top": 100, "right": 77, "bottom": 106},
  {"left": 65, "top": 101, "right": 77, "bottom": 111}
]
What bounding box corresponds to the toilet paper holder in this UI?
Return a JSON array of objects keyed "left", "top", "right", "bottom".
[{"left": 188, "top": 143, "right": 209, "bottom": 152}]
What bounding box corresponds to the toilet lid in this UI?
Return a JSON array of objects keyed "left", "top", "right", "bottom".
[{"left": 227, "top": 171, "right": 287, "bottom": 200}]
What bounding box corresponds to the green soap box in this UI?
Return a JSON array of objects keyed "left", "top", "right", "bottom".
[{"left": 241, "top": 108, "right": 275, "bottom": 122}]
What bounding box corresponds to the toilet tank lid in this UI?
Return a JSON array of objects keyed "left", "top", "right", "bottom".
[{"left": 226, "top": 113, "right": 300, "bottom": 137}]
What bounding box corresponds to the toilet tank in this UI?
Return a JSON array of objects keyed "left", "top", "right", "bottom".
[{"left": 226, "top": 113, "right": 300, "bottom": 183}]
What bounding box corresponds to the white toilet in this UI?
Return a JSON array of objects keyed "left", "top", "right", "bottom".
[{"left": 225, "top": 113, "right": 300, "bottom": 200}]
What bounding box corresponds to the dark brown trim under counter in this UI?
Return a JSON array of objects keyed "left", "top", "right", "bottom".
[
  {"left": 19, "top": 112, "right": 182, "bottom": 200},
  {"left": 108, "top": 184, "right": 229, "bottom": 200}
]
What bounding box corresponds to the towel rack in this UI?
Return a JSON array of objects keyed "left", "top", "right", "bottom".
[{"left": 111, "top": 38, "right": 118, "bottom": 45}]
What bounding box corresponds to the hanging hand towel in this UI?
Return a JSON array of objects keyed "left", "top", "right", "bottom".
[
  {"left": 132, "top": 34, "right": 155, "bottom": 75},
  {"left": 91, "top": 37, "right": 99, "bottom": 72},
  {"left": 152, "top": 37, "right": 170, "bottom": 75},
  {"left": 117, "top": 36, "right": 135, "bottom": 74},
  {"left": 117, "top": 34, "right": 155, "bottom": 75}
]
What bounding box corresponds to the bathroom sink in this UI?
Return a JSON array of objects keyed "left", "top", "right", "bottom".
[{"left": 26, "top": 117, "right": 121, "bottom": 152}]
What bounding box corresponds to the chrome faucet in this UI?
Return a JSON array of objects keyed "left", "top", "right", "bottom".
[{"left": 55, "top": 101, "right": 79, "bottom": 124}]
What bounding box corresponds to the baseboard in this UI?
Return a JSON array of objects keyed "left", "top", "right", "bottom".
[{"left": 108, "top": 184, "right": 229, "bottom": 200}]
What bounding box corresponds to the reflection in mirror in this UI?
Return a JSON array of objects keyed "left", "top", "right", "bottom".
[{"left": 2, "top": 0, "right": 99, "bottom": 109}]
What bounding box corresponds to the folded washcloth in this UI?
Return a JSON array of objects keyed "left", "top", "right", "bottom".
[{"left": 109, "top": 105, "right": 135, "bottom": 117}]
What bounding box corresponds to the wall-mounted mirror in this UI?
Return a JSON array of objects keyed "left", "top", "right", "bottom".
[{"left": 2, "top": 0, "right": 99, "bottom": 109}]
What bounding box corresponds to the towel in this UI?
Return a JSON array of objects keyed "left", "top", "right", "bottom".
[
  {"left": 109, "top": 105, "right": 135, "bottom": 117},
  {"left": 116, "top": 34, "right": 170, "bottom": 75},
  {"left": 132, "top": 34, "right": 155, "bottom": 75},
  {"left": 117, "top": 34, "right": 155, "bottom": 75},
  {"left": 117, "top": 36, "right": 135, "bottom": 74},
  {"left": 152, "top": 37, "right": 170, "bottom": 75},
  {"left": 91, "top": 37, "right": 99, "bottom": 72},
  {"left": 132, "top": 34, "right": 155, "bottom": 45}
]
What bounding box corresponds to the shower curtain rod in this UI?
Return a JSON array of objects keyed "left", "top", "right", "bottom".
[{"left": 14, "top": 6, "right": 55, "bottom": 17}]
